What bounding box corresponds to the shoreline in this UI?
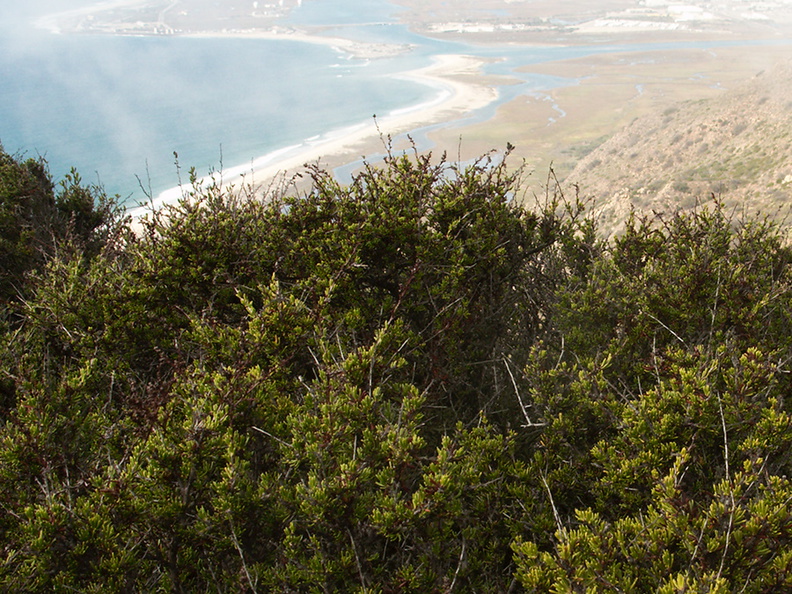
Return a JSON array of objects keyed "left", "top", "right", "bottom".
[
  {"left": 132, "top": 53, "right": 499, "bottom": 216},
  {"left": 184, "top": 27, "right": 414, "bottom": 60},
  {"left": 33, "top": 0, "right": 153, "bottom": 34}
]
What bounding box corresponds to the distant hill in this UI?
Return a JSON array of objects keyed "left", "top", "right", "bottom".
[{"left": 566, "top": 60, "right": 792, "bottom": 235}]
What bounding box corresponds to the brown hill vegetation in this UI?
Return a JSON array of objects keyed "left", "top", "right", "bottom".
[{"left": 567, "top": 59, "right": 792, "bottom": 235}]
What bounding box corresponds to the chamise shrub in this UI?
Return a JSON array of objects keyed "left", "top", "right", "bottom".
[
  {"left": 514, "top": 206, "right": 792, "bottom": 591},
  {"left": 1, "top": 144, "right": 791, "bottom": 591}
]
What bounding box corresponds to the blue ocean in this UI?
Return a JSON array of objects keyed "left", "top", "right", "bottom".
[
  {"left": 0, "top": 1, "right": 450, "bottom": 205},
  {"left": 1, "top": 1, "right": 786, "bottom": 207}
]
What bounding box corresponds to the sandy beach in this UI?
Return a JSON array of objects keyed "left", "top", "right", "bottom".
[
  {"left": 137, "top": 53, "right": 499, "bottom": 214},
  {"left": 185, "top": 27, "right": 413, "bottom": 60}
]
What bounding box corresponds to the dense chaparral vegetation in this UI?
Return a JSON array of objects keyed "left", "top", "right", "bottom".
[{"left": 1, "top": 144, "right": 792, "bottom": 592}]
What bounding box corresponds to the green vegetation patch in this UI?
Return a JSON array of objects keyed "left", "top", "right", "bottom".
[{"left": 1, "top": 146, "right": 792, "bottom": 591}]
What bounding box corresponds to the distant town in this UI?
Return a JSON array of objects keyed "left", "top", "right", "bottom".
[{"left": 38, "top": 0, "right": 792, "bottom": 42}]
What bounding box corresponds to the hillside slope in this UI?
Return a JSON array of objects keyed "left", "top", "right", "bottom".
[{"left": 566, "top": 60, "right": 792, "bottom": 234}]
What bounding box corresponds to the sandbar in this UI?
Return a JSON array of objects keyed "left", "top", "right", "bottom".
[{"left": 184, "top": 27, "right": 413, "bottom": 60}]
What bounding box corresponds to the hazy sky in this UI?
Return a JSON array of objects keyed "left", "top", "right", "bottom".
[{"left": 6, "top": 1, "right": 79, "bottom": 21}]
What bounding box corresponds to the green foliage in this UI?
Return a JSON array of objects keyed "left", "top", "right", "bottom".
[
  {"left": 0, "top": 150, "right": 583, "bottom": 591},
  {"left": 556, "top": 205, "right": 792, "bottom": 389},
  {"left": 0, "top": 150, "right": 123, "bottom": 306},
  {"left": 0, "top": 151, "right": 53, "bottom": 302},
  {"left": 514, "top": 202, "right": 792, "bottom": 592},
  {"left": 514, "top": 451, "right": 792, "bottom": 592},
  {"left": 1, "top": 143, "right": 792, "bottom": 592}
]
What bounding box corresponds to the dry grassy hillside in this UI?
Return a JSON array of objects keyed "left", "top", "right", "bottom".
[{"left": 566, "top": 60, "right": 792, "bottom": 235}]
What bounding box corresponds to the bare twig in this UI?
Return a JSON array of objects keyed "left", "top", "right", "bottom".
[
  {"left": 709, "top": 266, "right": 722, "bottom": 346},
  {"left": 504, "top": 358, "right": 545, "bottom": 427},
  {"left": 229, "top": 518, "right": 257, "bottom": 593},
  {"left": 554, "top": 335, "right": 565, "bottom": 371},
  {"left": 541, "top": 472, "right": 566, "bottom": 541},
  {"left": 448, "top": 539, "right": 467, "bottom": 592},
  {"left": 251, "top": 426, "right": 293, "bottom": 448},
  {"left": 645, "top": 312, "right": 686, "bottom": 345},
  {"left": 348, "top": 528, "right": 368, "bottom": 592},
  {"left": 716, "top": 390, "right": 735, "bottom": 581}
]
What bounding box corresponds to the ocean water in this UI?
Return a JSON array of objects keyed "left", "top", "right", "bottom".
[{"left": 0, "top": 1, "right": 443, "bottom": 206}]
